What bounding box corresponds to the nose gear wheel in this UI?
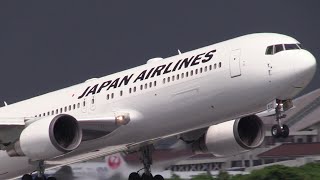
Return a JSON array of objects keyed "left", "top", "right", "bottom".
[{"left": 271, "top": 100, "right": 290, "bottom": 138}]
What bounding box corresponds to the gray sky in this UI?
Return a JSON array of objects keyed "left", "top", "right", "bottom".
[{"left": 0, "top": 1, "right": 319, "bottom": 103}]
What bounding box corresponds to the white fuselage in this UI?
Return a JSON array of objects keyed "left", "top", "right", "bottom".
[{"left": 0, "top": 33, "right": 316, "bottom": 179}]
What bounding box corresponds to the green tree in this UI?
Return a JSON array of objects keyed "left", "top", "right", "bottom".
[
  {"left": 170, "top": 173, "right": 182, "bottom": 180},
  {"left": 216, "top": 171, "right": 230, "bottom": 180},
  {"left": 191, "top": 173, "right": 214, "bottom": 180}
]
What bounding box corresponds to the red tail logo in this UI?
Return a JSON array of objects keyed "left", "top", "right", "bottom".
[{"left": 108, "top": 155, "right": 121, "bottom": 170}]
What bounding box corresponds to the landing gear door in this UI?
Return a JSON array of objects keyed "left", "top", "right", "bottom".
[{"left": 229, "top": 49, "right": 241, "bottom": 78}]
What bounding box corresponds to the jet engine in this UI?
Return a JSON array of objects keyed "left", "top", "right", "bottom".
[
  {"left": 192, "top": 115, "right": 265, "bottom": 157},
  {"left": 7, "top": 114, "right": 82, "bottom": 160}
]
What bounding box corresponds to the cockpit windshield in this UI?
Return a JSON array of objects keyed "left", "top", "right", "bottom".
[{"left": 265, "top": 43, "right": 302, "bottom": 55}]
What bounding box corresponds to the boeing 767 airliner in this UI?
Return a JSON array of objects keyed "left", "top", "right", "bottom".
[{"left": 0, "top": 33, "right": 316, "bottom": 180}]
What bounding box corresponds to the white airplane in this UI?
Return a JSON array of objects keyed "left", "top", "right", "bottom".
[{"left": 0, "top": 33, "right": 316, "bottom": 180}]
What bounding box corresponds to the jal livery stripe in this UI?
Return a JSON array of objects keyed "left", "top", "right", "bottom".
[{"left": 78, "top": 49, "right": 216, "bottom": 99}]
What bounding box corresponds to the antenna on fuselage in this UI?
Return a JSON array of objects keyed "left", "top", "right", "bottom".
[
  {"left": 178, "top": 49, "right": 182, "bottom": 55},
  {"left": 4, "top": 101, "right": 8, "bottom": 106}
]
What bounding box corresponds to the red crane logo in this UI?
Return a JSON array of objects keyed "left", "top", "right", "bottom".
[{"left": 108, "top": 155, "right": 121, "bottom": 170}]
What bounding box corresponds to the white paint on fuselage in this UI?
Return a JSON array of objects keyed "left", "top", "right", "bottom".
[{"left": 0, "top": 33, "right": 316, "bottom": 179}]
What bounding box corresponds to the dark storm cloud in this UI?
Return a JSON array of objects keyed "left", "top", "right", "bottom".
[{"left": 0, "top": 1, "right": 319, "bottom": 103}]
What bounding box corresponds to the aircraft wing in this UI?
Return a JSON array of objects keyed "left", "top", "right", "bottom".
[
  {"left": 46, "top": 145, "right": 128, "bottom": 168},
  {"left": 0, "top": 113, "right": 130, "bottom": 148},
  {"left": 0, "top": 118, "right": 26, "bottom": 149}
]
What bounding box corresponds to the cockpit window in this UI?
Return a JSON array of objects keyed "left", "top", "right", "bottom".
[
  {"left": 284, "top": 44, "right": 299, "bottom": 50},
  {"left": 297, "top": 44, "right": 303, "bottom": 49},
  {"left": 266, "top": 46, "right": 274, "bottom": 55},
  {"left": 274, "top": 44, "right": 284, "bottom": 54},
  {"left": 266, "top": 43, "right": 302, "bottom": 55}
]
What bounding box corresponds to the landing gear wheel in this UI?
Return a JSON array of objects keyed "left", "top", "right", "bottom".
[
  {"left": 141, "top": 173, "right": 153, "bottom": 180},
  {"left": 129, "top": 172, "right": 141, "bottom": 180},
  {"left": 154, "top": 174, "right": 165, "bottom": 180},
  {"left": 22, "top": 174, "right": 33, "bottom": 180},
  {"left": 34, "top": 160, "right": 46, "bottom": 180},
  {"left": 271, "top": 124, "right": 282, "bottom": 138},
  {"left": 128, "top": 146, "right": 155, "bottom": 180},
  {"left": 281, "top": 124, "right": 290, "bottom": 138},
  {"left": 272, "top": 100, "right": 291, "bottom": 139}
]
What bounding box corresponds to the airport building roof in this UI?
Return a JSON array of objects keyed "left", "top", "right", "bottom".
[{"left": 258, "top": 142, "right": 320, "bottom": 158}]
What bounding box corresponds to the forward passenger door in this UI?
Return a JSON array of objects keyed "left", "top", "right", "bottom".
[{"left": 229, "top": 49, "right": 242, "bottom": 78}]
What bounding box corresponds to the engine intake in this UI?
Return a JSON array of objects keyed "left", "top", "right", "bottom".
[
  {"left": 7, "top": 114, "right": 82, "bottom": 160},
  {"left": 192, "top": 115, "right": 265, "bottom": 157}
]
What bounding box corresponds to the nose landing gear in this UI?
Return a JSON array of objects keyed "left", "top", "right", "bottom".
[
  {"left": 271, "top": 100, "right": 290, "bottom": 138},
  {"left": 128, "top": 145, "right": 164, "bottom": 180}
]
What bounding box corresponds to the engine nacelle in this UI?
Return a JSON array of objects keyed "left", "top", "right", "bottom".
[
  {"left": 192, "top": 115, "right": 265, "bottom": 157},
  {"left": 7, "top": 114, "right": 82, "bottom": 160}
]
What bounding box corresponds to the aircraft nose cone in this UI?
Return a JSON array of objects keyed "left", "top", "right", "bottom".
[{"left": 293, "top": 50, "right": 317, "bottom": 88}]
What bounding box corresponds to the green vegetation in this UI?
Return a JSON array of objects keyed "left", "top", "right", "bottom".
[{"left": 167, "top": 163, "right": 320, "bottom": 180}]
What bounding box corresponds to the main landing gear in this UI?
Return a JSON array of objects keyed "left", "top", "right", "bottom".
[
  {"left": 21, "top": 161, "right": 57, "bottom": 180},
  {"left": 128, "top": 146, "right": 164, "bottom": 180},
  {"left": 271, "top": 100, "right": 290, "bottom": 138}
]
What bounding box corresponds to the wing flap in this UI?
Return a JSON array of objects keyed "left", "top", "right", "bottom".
[{"left": 0, "top": 118, "right": 26, "bottom": 148}]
